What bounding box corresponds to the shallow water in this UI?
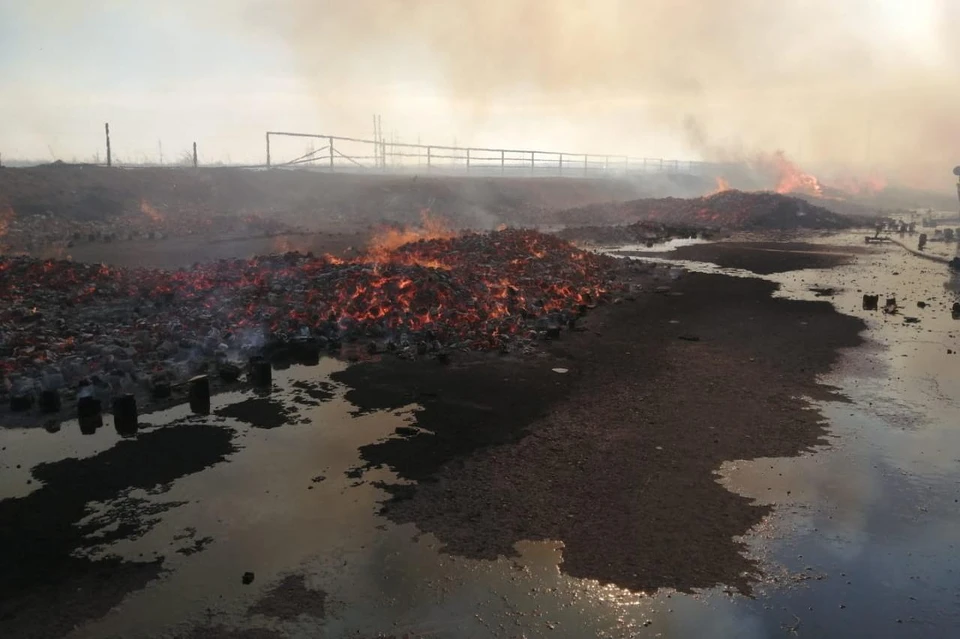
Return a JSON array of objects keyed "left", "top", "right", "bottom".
[{"left": 2, "top": 233, "right": 959, "bottom": 638}]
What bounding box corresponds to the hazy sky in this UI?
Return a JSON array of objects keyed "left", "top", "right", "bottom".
[{"left": 1, "top": 1, "right": 958, "bottom": 190}]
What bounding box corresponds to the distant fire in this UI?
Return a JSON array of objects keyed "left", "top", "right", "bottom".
[
  {"left": 766, "top": 151, "right": 824, "bottom": 197},
  {"left": 139, "top": 199, "right": 165, "bottom": 223},
  {"left": 712, "top": 177, "right": 731, "bottom": 194},
  {"left": 712, "top": 152, "right": 888, "bottom": 201}
]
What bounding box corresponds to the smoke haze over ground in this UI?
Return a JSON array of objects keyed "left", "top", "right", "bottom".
[{"left": 2, "top": 0, "right": 958, "bottom": 192}]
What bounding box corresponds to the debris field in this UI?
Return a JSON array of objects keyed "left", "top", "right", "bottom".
[{"left": 0, "top": 229, "right": 621, "bottom": 412}]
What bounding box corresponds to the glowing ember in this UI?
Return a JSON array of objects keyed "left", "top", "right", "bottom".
[
  {"left": 0, "top": 229, "right": 620, "bottom": 385},
  {"left": 712, "top": 177, "right": 731, "bottom": 194},
  {"left": 139, "top": 199, "right": 165, "bottom": 223}
]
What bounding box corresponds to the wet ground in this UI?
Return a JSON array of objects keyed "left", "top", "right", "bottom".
[{"left": 2, "top": 233, "right": 959, "bottom": 638}]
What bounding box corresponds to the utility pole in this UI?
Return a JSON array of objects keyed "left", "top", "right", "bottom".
[
  {"left": 192, "top": 142, "right": 198, "bottom": 168},
  {"left": 104, "top": 123, "right": 112, "bottom": 167}
]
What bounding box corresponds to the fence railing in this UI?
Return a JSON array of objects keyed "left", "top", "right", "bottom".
[{"left": 265, "top": 131, "right": 732, "bottom": 177}]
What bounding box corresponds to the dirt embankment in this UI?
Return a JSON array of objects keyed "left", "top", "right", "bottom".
[
  {"left": 334, "top": 248, "right": 865, "bottom": 594},
  {"left": 555, "top": 190, "right": 858, "bottom": 231},
  {"left": 0, "top": 165, "right": 656, "bottom": 230}
]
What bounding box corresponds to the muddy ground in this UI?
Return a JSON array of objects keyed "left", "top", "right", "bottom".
[
  {"left": 334, "top": 249, "right": 864, "bottom": 594},
  {"left": 0, "top": 245, "right": 867, "bottom": 638}
]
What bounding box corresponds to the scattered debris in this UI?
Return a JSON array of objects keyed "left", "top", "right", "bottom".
[
  {"left": 862, "top": 294, "right": 879, "bottom": 311},
  {"left": 242, "top": 571, "right": 255, "bottom": 585},
  {"left": 551, "top": 368, "right": 569, "bottom": 374}
]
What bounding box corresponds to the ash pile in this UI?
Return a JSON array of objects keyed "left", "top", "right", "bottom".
[
  {"left": 557, "top": 190, "right": 855, "bottom": 230},
  {"left": 0, "top": 229, "right": 621, "bottom": 420}
]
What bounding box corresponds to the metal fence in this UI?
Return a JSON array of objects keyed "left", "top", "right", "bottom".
[{"left": 265, "top": 131, "right": 731, "bottom": 178}]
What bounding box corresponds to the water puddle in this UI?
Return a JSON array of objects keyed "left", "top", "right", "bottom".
[{"left": 2, "top": 233, "right": 959, "bottom": 637}]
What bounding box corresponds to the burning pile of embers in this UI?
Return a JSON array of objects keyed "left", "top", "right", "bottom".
[{"left": 0, "top": 229, "right": 620, "bottom": 412}]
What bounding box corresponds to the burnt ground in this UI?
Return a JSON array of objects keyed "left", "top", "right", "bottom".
[
  {"left": 334, "top": 248, "right": 865, "bottom": 595},
  {"left": 658, "top": 241, "right": 867, "bottom": 274}
]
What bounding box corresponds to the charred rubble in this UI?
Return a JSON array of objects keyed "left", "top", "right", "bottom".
[{"left": 0, "top": 229, "right": 625, "bottom": 418}]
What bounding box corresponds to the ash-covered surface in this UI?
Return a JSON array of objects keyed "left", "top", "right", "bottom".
[
  {"left": 557, "top": 189, "right": 856, "bottom": 230},
  {"left": 0, "top": 229, "right": 618, "bottom": 427},
  {"left": 0, "top": 422, "right": 237, "bottom": 639},
  {"left": 336, "top": 266, "right": 865, "bottom": 594},
  {"left": 554, "top": 220, "right": 712, "bottom": 246},
  {"left": 659, "top": 241, "right": 867, "bottom": 274}
]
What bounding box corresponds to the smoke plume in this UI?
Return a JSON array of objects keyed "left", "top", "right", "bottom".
[{"left": 251, "top": 0, "right": 960, "bottom": 192}]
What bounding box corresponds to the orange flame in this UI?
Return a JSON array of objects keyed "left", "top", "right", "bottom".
[
  {"left": 712, "top": 177, "right": 731, "bottom": 194},
  {"left": 766, "top": 151, "right": 824, "bottom": 197},
  {"left": 366, "top": 210, "right": 457, "bottom": 268},
  {"left": 139, "top": 199, "right": 165, "bottom": 223}
]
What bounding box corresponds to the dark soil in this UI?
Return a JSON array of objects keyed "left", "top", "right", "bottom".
[
  {"left": 0, "top": 166, "right": 649, "bottom": 230},
  {"left": 248, "top": 575, "right": 327, "bottom": 620},
  {"left": 660, "top": 241, "right": 866, "bottom": 274},
  {"left": 0, "top": 422, "right": 237, "bottom": 639},
  {"left": 215, "top": 396, "right": 301, "bottom": 429},
  {"left": 334, "top": 259, "right": 865, "bottom": 594}
]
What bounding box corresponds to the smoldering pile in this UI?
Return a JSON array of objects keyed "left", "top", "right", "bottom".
[
  {"left": 556, "top": 190, "right": 855, "bottom": 230},
  {"left": 0, "top": 229, "right": 621, "bottom": 416}
]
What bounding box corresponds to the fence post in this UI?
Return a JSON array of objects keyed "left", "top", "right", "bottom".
[
  {"left": 466, "top": 148, "right": 470, "bottom": 172},
  {"left": 583, "top": 154, "right": 588, "bottom": 176},
  {"left": 501, "top": 150, "right": 505, "bottom": 174},
  {"left": 559, "top": 153, "right": 563, "bottom": 175},
  {"left": 530, "top": 151, "right": 535, "bottom": 172},
  {"left": 329, "top": 137, "right": 334, "bottom": 171},
  {"left": 192, "top": 142, "right": 198, "bottom": 168},
  {"left": 265, "top": 133, "right": 271, "bottom": 168},
  {"left": 427, "top": 146, "right": 432, "bottom": 169},
  {"left": 105, "top": 123, "right": 112, "bottom": 167}
]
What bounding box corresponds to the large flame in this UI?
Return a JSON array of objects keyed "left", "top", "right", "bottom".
[
  {"left": 767, "top": 151, "right": 824, "bottom": 197},
  {"left": 712, "top": 177, "right": 731, "bottom": 194}
]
